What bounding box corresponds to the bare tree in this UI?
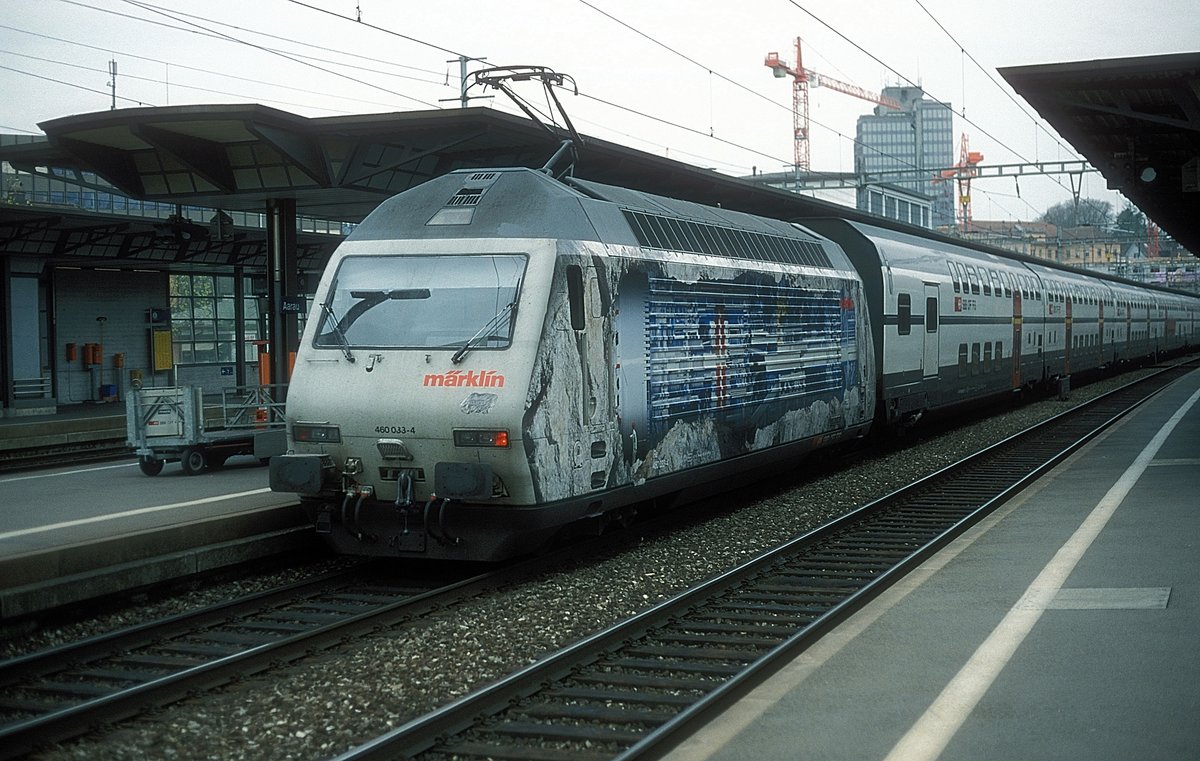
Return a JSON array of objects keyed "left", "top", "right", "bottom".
[
  {"left": 1115, "top": 202, "right": 1147, "bottom": 237},
  {"left": 1039, "top": 198, "right": 1114, "bottom": 228}
]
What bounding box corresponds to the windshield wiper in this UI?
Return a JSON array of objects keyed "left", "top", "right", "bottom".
[
  {"left": 341, "top": 288, "right": 431, "bottom": 331},
  {"left": 452, "top": 300, "right": 517, "bottom": 364},
  {"left": 319, "top": 301, "right": 356, "bottom": 363},
  {"left": 317, "top": 288, "right": 432, "bottom": 363}
]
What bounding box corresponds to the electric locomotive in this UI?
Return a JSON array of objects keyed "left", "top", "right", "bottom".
[{"left": 270, "top": 167, "right": 876, "bottom": 560}]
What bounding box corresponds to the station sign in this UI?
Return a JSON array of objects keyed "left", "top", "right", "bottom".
[{"left": 281, "top": 296, "right": 307, "bottom": 314}]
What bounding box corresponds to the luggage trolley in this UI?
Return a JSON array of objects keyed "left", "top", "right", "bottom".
[{"left": 126, "top": 386, "right": 286, "bottom": 475}]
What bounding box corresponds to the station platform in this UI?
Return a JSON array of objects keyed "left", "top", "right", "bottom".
[
  {"left": 0, "top": 402, "right": 316, "bottom": 621},
  {"left": 0, "top": 400, "right": 127, "bottom": 453},
  {"left": 665, "top": 368, "right": 1200, "bottom": 761}
]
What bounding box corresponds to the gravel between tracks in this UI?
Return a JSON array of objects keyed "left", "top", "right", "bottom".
[{"left": 27, "top": 370, "right": 1159, "bottom": 760}]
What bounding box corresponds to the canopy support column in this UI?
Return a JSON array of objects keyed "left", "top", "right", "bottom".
[{"left": 265, "top": 198, "right": 299, "bottom": 399}]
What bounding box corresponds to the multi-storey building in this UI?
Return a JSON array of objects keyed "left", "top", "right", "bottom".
[{"left": 855, "top": 86, "right": 955, "bottom": 229}]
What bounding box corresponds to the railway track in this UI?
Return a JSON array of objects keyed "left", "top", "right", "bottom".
[
  {"left": 0, "top": 440, "right": 130, "bottom": 474},
  {"left": 0, "top": 562, "right": 511, "bottom": 759},
  {"left": 329, "top": 362, "right": 1195, "bottom": 761}
]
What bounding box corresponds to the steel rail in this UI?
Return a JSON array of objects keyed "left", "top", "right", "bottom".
[
  {"left": 0, "top": 440, "right": 129, "bottom": 473},
  {"left": 0, "top": 562, "right": 504, "bottom": 759}
]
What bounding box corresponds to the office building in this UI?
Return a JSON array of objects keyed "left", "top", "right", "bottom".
[{"left": 855, "top": 86, "right": 955, "bottom": 229}]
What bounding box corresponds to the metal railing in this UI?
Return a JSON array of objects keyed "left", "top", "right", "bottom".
[
  {"left": 12, "top": 377, "right": 51, "bottom": 400},
  {"left": 219, "top": 384, "right": 287, "bottom": 429}
]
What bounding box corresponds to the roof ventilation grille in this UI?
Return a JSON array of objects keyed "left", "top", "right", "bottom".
[{"left": 446, "top": 188, "right": 484, "bottom": 207}]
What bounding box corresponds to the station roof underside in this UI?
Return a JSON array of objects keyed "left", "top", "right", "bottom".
[
  {"left": 6, "top": 105, "right": 848, "bottom": 226},
  {"left": 1000, "top": 51, "right": 1200, "bottom": 256},
  {"left": 0, "top": 104, "right": 867, "bottom": 271}
]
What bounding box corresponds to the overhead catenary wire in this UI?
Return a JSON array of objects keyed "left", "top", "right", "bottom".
[
  {"left": 783, "top": 0, "right": 1083, "bottom": 202},
  {"left": 3, "top": 49, "right": 396, "bottom": 115},
  {"left": 283, "top": 0, "right": 804, "bottom": 172},
  {"left": 909, "top": 0, "right": 1081, "bottom": 161},
  {"left": 40, "top": 0, "right": 923, "bottom": 186},
  {"left": 574, "top": 0, "right": 930, "bottom": 181},
  {"left": 44, "top": 0, "right": 563, "bottom": 131},
  {"left": 281, "top": 0, "right": 467, "bottom": 60},
  {"left": 574, "top": 0, "right": 1099, "bottom": 218},
  {"left": 283, "top": 0, "right": 949, "bottom": 188},
  {"left": 52, "top": 0, "right": 444, "bottom": 80},
  {"left": 11, "top": 0, "right": 1086, "bottom": 220},
  {"left": 0, "top": 62, "right": 152, "bottom": 107},
  {"left": 0, "top": 46, "right": 422, "bottom": 115},
  {"left": 109, "top": 0, "right": 442, "bottom": 109}
]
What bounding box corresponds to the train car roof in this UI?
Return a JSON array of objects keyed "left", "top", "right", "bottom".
[
  {"left": 567, "top": 177, "right": 824, "bottom": 242},
  {"left": 827, "top": 217, "right": 1200, "bottom": 300}
]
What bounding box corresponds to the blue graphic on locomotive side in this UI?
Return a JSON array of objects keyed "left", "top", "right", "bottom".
[{"left": 643, "top": 277, "right": 853, "bottom": 436}]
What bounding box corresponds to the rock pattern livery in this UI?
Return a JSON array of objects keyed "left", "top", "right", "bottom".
[{"left": 524, "top": 239, "right": 875, "bottom": 503}]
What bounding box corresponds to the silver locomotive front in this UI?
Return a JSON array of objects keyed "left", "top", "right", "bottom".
[{"left": 270, "top": 235, "right": 554, "bottom": 560}]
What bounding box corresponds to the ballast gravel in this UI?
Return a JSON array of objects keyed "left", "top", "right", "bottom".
[{"left": 25, "top": 371, "right": 1155, "bottom": 761}]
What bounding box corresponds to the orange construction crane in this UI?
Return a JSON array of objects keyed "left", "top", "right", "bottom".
[
  {"left": 765, "top": 37, "right": 901, "bottom": 171},
  {"left": 936, "top": 133, "right": 984, "bottom": 233}
]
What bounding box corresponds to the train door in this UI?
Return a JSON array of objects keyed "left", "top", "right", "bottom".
[
  {"left": 614, "top": 271, "right": 649, "bottom": 466},
  {"left": 567, "top": 264, "right": 615, "bottom": 489},
  {"left": 1064, "top": 295, "right": 1073, "bottom": 375},
  {"left": 922, "top": 284, "right": 939, "bottom": 379},
  {"left": 584, "top": 267, "right": 614, "bottom": 490},
  {"left": 1011, "top": 288, "right": 1023, "bottom": 388},
  {"left": 1125, "top": 300, "right": 1133, "bottom": 356}
]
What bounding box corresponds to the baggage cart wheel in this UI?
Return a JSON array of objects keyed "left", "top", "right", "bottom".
[
  {"left": 138, "top": 456, "right": 164, "bottom": 476},
  {"left": 181, "top": 447, "right": 206, "bottom": 476}
]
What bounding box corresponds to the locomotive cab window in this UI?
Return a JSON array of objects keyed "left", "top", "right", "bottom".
[{"left": 314, "top": 253, "right": 527, "bottom": 351}]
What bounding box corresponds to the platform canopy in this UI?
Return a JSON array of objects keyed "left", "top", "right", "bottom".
[
  {"left": 1000, "top": 52, "right": 1200, "bottom": 256},
  {"left": 2, "top": 104, "right": 837, "bottom": 226}
]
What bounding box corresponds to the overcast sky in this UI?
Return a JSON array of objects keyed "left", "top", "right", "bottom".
[{"left": 2, "top": 0, "right": 1196, "bottom": 222}]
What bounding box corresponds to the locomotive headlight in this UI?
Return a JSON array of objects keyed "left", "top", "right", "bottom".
[
  {"left": 293, "top": 423, "right": 342, "bottom": 443},
  {"left": 453, "top": 429, "right": 510, "bottom": 448}
]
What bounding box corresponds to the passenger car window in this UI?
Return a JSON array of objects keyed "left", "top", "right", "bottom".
[
  {"left": 966, "top": 266, "right": 980, "bottom": 295},
  {"left": 897, "top": 293, "right": 912, "bottom": 335}
]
